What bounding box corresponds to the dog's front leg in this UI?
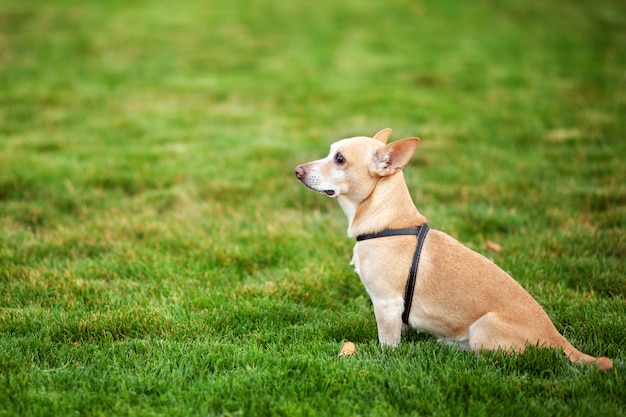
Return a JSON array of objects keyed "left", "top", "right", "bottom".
[{"left": 372, "top": 297, "right": 404, "bottom": 347}]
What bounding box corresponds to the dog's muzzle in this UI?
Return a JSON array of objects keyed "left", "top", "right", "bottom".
[{"left": 294, "top": 165, "right": 336, "bottom": 196}]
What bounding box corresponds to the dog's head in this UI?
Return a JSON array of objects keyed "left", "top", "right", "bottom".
[{"left": 294, "top": 128, "right": 420, "bottom": 205}]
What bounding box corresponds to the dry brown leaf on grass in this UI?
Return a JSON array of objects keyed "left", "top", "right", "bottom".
[
  {"left": 338, "top": 341, "right": 356, "bottom": 357},
  {"left": 483, "top": 240, "right": 502, "bottom": 253}
]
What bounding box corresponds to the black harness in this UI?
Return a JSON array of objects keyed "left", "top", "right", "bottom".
[{"left": 356, "top": 223, "right": 430, "bottom": 325}]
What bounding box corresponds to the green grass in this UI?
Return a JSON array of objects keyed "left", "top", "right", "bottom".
[{"left": 1, "top": 0, "right": 625, "bottom": 415}]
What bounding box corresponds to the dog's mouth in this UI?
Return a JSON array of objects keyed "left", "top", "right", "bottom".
[{"left": 300, "top": 182, "right": 337, "bottom": 197}]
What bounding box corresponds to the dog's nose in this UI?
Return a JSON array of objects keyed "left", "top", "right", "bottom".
[{"left": 294, "top": 165, "right": 305, "bottom": 179}]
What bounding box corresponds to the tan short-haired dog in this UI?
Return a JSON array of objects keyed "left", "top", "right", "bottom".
[{"left": 295, "top": 128, "right": 612, "bottom": 370}]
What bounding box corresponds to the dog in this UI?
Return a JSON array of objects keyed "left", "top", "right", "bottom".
[{"left": 295, "top": 128, "right": 612, "bottom": 370}]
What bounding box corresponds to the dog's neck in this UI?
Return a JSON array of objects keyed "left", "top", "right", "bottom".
[{"left": 340, "top": 171, "right": 426, "bottom": 239}]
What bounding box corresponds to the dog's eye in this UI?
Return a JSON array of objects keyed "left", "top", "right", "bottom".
[{"left": 334, "top": 153, "right": 346, "bottom": 165}]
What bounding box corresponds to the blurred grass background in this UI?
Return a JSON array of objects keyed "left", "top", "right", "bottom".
[{"left": 1, "top": 0, "right": 625, "bottom": 415}]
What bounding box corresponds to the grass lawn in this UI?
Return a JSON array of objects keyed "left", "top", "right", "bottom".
[{"left": 1, "top": 0, "right": 625, "bottom": 415}]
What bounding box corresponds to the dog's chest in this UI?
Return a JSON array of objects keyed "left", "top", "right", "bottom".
[
  {"left": 351, "top": 247, "right": 378, "bottom": 299},
  {"left": 350, "top": 243, "right": 409, "bottom": 298},
  {"left": 350, "top": 248, "right": 361, "bottom": 276}
]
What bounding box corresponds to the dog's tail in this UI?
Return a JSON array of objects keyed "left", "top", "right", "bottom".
[{"left": 562, "top": 342, "right": 613, "bottom": 371}]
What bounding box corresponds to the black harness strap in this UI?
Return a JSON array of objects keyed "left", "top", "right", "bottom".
[
  {"left": 356, "top": 226, "right": 424, "bottom": 241},
  {"left": 356, "top": 223, "right": 430, "bottom": 325}
]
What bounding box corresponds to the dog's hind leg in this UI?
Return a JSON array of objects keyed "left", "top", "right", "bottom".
[
  {"left": 466, "top": 312, "right": 530, "bottom": 353},
  {"left": 467, "top": 312, "right": 613, "bottom": 370}
]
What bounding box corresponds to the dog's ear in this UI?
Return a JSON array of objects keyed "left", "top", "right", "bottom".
[
  {"left": 374, "top": 138, "right": 420, "bottom": 176},
  {"left": 373, "top": 128, "right": 392, "bottom": 144}
]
